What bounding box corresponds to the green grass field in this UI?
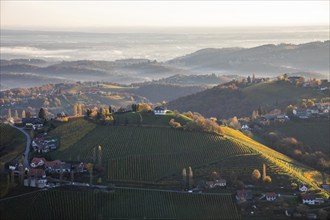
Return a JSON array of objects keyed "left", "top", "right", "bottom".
[{"left": 0, "top": 187, "right": 240, "bottom": 220}]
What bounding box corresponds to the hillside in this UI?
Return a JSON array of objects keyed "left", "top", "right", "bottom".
[
  {"left": 261, "top": 120, "right": 330, "bottom": 154},
  {"left": 168, "top": 80, "right": 328, "bottom": 118},
  {"left": 0, "top": 124, "right": 26, "bottom": 172},
  {"left": 140, "top": 74, "right": 243, "bottom": 86},
  {"left": 2, "top": 113, "right": 328, "bottom": 220},
  {"left": 167, "top": 41, "right": 330, "bottom": 76},
  {"left": 126, "top": 84, "right": 206, "bottom": 102},
  {"left": 47, "top": 115, "right": 329, "bottom": 196}
]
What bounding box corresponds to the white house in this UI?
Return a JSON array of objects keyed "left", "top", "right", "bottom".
[
  {"left": 206, "top": 179, "right": 227, "bottom": 188},
  {"left": 24, "top": 178, "right": 47, "bottom": 188},
  {"left": 241, "top": 124, "right": 250, "bottom": 130},
  {"left": 265, "top": 192, "right": 277, "bottom": 201},
  {"left": 154, "top": 106, "right": 168, "bottom": 115},
  {"left": 299, "top": 185, "right": 308, "bottom": 192},
  {"left": 302, "top": 194, "right": 316, "bottom": 205}
]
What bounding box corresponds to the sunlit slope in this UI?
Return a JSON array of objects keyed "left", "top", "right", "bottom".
[
  {"left": 222, "top": 127, "right": 329, "bottom": 197},
  {"left": 242, "top": 80, "right": 324, "bottom": 104}
]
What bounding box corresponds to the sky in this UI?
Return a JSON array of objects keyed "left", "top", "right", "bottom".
[{"left": 1, "top": 1, "right": 329, "bottom": 30}]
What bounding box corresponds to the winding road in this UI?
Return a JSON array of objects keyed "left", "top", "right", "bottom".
[{"left": 9, "top": 123, "right": 31, "bottom": 169}]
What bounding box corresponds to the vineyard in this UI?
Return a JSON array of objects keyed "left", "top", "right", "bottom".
[
  {"left": 49, "top": 119, "right": 96, "bottom": 151},
  {"left": 222, "top": 127, "right": 330, "bottom": 197},
  {"left": 0, "top": 187, "right": 241, "bottom": 220},
  {"left": 50, "top": 124, "right": 256, "bottom": 182},
  {"left": 47, "top": 118, "right": 329, "bottom": 197}
]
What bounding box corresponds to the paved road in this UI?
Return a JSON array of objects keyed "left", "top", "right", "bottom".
[{"left": 9, "top": 123, "right": 31, "bottom": 169}]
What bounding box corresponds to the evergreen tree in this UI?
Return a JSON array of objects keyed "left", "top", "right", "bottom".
[
  {"left": 132, "top": 104, "right": 137, "bottom": 112},
  {"left": 247, "top": 76, "right": 251, "bottom": 84},
  {"left": 38, "top": 108, "right": 46, "bottom": 120}
]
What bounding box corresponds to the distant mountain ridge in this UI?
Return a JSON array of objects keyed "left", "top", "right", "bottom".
[
  {"left": 167, "top": 41, "right": 330, "bottom": 75},
  {"left": 1, "top": 41, "right": 329, "bottom": 89}
]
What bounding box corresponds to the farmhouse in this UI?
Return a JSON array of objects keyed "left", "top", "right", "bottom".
[
  {"left": 154, "top": 106, "right": 168, "bottom": 115},
  {"left": 206, "top": 179, "right": 227, "bottom": 188},
  {"left": 32, "top": 137, "right": 57, "bottom": 153},
  {"left": 265, "top": 192, "right": 277, "bottom": 201},
  {"left": 293, "top": 110, "right": 310, "bottom": 119},
  {"left": 301, "top": 194, "right": 316, "bottom": 205},
  {"left": 299, "top": 185, "right": 308, "bottom": 192},
  {"left": 22, "top": 117, "right": 44, "bottom": 128},
  {"left": 30, "top": 157, "right": 46, "bottom": 168},
  {"left": 45, "top": 161, "right": 71, "bottom": 173},
  {"left": 24, "top": 168, "right": 47, "bottom": 188}
]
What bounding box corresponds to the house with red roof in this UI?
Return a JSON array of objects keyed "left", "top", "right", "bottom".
[
  {"left": 265, "top": 192, "right": 277, "bottom": 201},
  {"left": 24, "top": 168, "right": 47, "bottom": 188},
  {"left": 30, "top": 157, "right": 46, "bottom": 168}
]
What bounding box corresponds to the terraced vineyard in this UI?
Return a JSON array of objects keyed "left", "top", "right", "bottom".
[
  {"left": 50, "top": 124, "right": 255, "bottom": 182},
  {"left": 48, "top": 118, "right": 329, "bottom": 197},
  {"left": 0, "top": 187, "right": 240, "bottom": 220},
  {"left": 222, "top": 127, "right": 330, "bottom": 197}
]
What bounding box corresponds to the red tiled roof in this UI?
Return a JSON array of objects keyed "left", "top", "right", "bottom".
[
  {"left": 44, "top": 160, "right": 64, "bottom": 168},
  {"left": 265, "top": 192, "right": 276, "bottom": 197},
  {"left": 31, "top": 157, "right": 46, "bottom": 164},
  {"left": 29, "top": 168, "right": 46, "bottom": 177}
]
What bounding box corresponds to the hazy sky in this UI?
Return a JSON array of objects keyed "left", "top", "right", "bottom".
[{"left": 1, "top": 1, "right": 329, "bottom": 30}]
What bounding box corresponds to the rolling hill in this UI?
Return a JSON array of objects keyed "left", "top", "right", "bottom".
[
  {"left": 2, "top": 112, "right": 329, "bottom": 220},
  {"left": 46, "top": 114, "right": 329, "bottom": 197},
  {"left": 168, "top": 79, "right": 328, "bottom": 118}
]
